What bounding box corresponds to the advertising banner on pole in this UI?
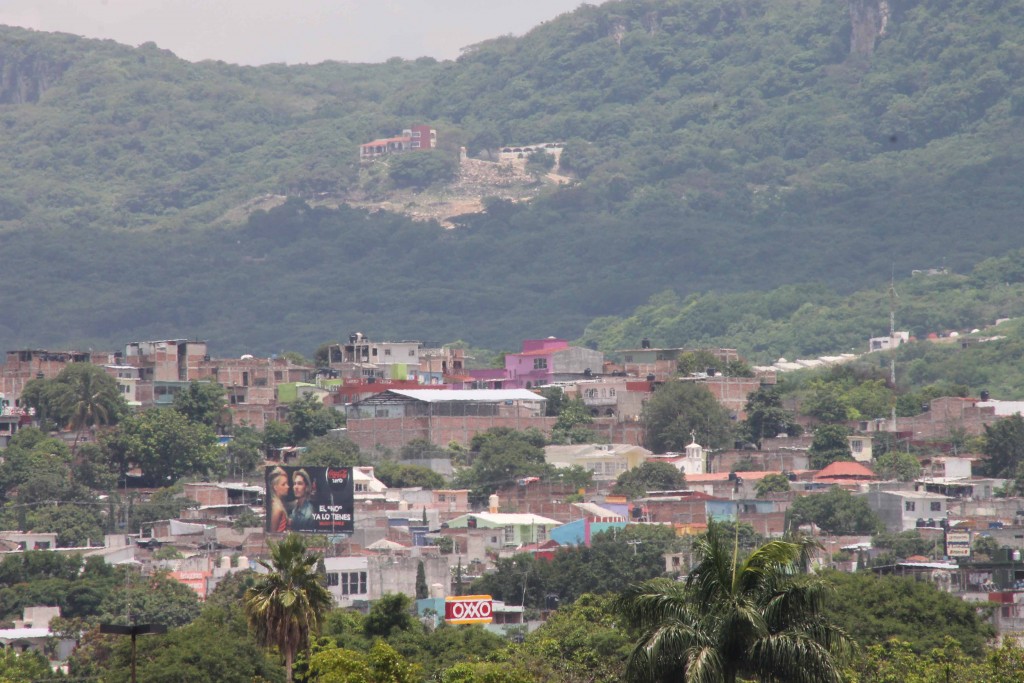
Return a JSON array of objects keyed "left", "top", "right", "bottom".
[{"left": 265, "top": 466, "right": 354, "bottom": 534}]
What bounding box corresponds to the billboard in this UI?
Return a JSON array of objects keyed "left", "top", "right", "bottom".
[
  {"left": 946, "top": 531, "right": 971, "bottom": 558},
  {"left": 445, "top": 595, "right": 493, "bottom": 624},
  {"left": 265, "top": 466, "right": 354, "bottom": 535}
]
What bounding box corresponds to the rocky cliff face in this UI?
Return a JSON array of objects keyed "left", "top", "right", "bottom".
[
  {"left": 0, "top": 55, "right": 70, "bottom": 104},
  {"left": 848, "top": 0, "right": 890, "bottom": 56}
]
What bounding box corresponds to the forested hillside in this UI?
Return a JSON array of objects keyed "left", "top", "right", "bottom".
[{"left": 1, "top": 0, "right": 1022, "bottom": 354}]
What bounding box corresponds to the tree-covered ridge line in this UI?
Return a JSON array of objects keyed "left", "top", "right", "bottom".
[
  {"left": 579, "top": 248, "right": 1024, "bottom": 374},
  {"left": 2, "top": 0, "right": 1024, "bottom": 356}
]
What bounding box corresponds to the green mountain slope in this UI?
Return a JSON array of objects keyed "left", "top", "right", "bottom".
[{"left": 0, "top": 0, "right": 1022, "bottom": 355}]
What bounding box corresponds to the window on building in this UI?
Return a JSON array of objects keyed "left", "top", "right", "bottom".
[
  {"left": 438, "top": 494, "right": 446, "bottom": 502},
  {"left": 905, "top": 501, "right": 916, "bottom": 512},
  {"left": 533, "top": 358, "right": 548, "bottom": 370},
  {"left": 609, "top": 388, "right": 616, "bottom": 397},
  {"left": 341, "top": 571, "right": 367, "bottom": 595},
  {"left": 537, "top": 526, "right": 547, "bottom": 542},
  {"left": 504, "top": 525, "right": 515, "bottom": 544},
  {"left": 409, "top": 350, "right": 416, "bottom": 356},
  {"left": 624, "top": 355, "right": 633, "bottom": 362},
  {"left": 930, "top": 501, "right": 942, "bottom": 512},
  {"left": 274, "top": 371, "right": 283, "bottom": 380},
  {"left": 851, "top": 440, "right": 863, "bottom": 453},
  {"left": 384, "top": 349, "right": 392, "bottom": 356},
  {"left": 326, "top": 573, "right": 339, "bottom": 586}
]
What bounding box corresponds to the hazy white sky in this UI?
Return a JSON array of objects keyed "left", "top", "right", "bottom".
[{"left": 0, "top": 1, "right": 588, "bottom": 65}]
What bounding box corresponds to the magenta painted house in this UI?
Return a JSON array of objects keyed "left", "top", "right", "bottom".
[{"left": 503, "top": 338, "right": 604, "bottom": 389}]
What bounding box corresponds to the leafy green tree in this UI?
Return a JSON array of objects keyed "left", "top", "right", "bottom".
[
  {"left": 873, "top": 450, "right": 922, "bottom": 481},
  {"left": 826, "top": 571, "right": 994, "bottom": 656},
  {"left": 287, "top": 395, "right": 344, "bottom": 443},
  {"left": 616, "top": 524, "right": 850, "bottom": 683},
  {"left": 245, "top": 535, "right": 333, "bottom": 683},
  {"left": 845, "top": 379, "right": 895, "bottom": 421},
  {"left": 307, "top": 640, "right": 421, "bottom": 683},
  {"left": 363, "top": 592, "right": 417, "bottom": 639},
  {"left": 805, "top": 383, "right": 852, "bottom": 424},
  {"left": 225, "top": 425, "right": 265, "bottom": 477},
  {"left": 755, "top": 472, "right": 791, "bottom": 497},
  {"left": 742, "top": 386, "right": 802, "bottom": 448},
  {"left": 415, "top": 561, "right": 428, "bottom": 600},
  {"left": 642, "top": 381, "right": 734, "bottom": 453},
  {"left": 0, "top": 648, "right": 54, "bottom": 682},
  {"left": 871, "top": 531, "right": 936, "bottom": 561},
  {"left": 19, "top": 364, "right": 126, "bottom": 438},
  {"left": 788, "top": 487, "right": 881, "bottom": 535},
  {"left": 456, "top": 429, "right": 553, "bottom": 503},
  {"left": 296, "top": 435, "right": 363, "bottom": 468},
  {"left": 612, "top": 461, "right": 686, "bottom": 499},
  {"left": 500, "top": 593, "right": 629, "bottom": 683},
  {"left": 675, "top": 350, "right": 722, "bottom": 376},
  {"left": 60, "top": 362, "right": 128, "bottom": 452},
  {"left": 525, "top": 149, "right": 555, "bottom": 178},
  {"left": 980, "top": 414, "right": 1024, "bottom": 479},
  {"left": 537, "top": 386, "right": 568, "bottom": 417},
  {"left": 71, "top": 604, "right": 283, "bottom": 683},
  {"left": 374, "top": 461, "right": 445, "bottom": 489},
  {"left": 27, "top": 503, "right": 105, "bottom": 547},
  {"left": 263, "top": 421, "right": 294, "bottom": 451},
  {"left": 550, "top": 397, "right": 598, "bottom": 444},
  {"left": 74, "top": 441, "right": 120, "bottom": 491},
  {"left": 973, "top": 534, "right": 1000, "bottom": 560},
  {"left": 808, "top": 424, "right": 854, "bottom": 469},
  {"left": 388, "top": 150, "right": 457, "bottom": 189},
  {"left": 399, "top": 437, "right": 451, "bottom": 461},
  {"left": 97, "top": 568, "right": 202, "bottom": 628},
  {"left": 0, "top": 428, "right": 74, "bottom": 504},
  {"left": 103, "top": 408, "right": 222, "bottom": 486},
  {"left": 173, "top": 380, "right": 228, "bottom": 429}
]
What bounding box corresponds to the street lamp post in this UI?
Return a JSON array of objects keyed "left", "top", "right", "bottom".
[{"left": 99, "top": 622, "right": 167, "bottom": 683}]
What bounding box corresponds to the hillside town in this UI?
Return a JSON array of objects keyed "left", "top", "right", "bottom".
[{"left": 2, "top": 328, "right": 1023, "bottom": 673}]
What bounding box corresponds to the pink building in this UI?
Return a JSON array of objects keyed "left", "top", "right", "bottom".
[{"left": 503, "top": 338, "right": 604, "bottom": 389}]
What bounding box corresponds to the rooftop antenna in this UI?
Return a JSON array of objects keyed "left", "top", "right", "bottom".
[{"left": 889, "top": 266, "right": 898, "bottom": 432}]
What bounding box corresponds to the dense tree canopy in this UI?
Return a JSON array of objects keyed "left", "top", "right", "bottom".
[
  {"left": 642, "top": 382, "right": 734, "bottom": 453},
  {"left": 788, "top": 487, "right": 881, "bottom": 535}
]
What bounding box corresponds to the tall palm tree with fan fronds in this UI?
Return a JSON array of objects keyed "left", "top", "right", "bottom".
[
  {"left": 245, "top": 534, "right": 333, "bottom": 682},
  {"left": 615, "top": 524, "right": 850, "bottom": 683}
]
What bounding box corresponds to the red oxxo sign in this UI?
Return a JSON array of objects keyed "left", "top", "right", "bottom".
[{"left": 444, "top": 595, "right": 493, "bottom": 624}]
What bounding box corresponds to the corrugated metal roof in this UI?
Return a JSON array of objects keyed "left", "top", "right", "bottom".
[{"left": 387, "top": 389, "right": 544, "bottom": 403}]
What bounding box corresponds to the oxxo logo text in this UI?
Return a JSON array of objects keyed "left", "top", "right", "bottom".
[{"left": 444, "top": 595, "right": 493, "bottom": 624}]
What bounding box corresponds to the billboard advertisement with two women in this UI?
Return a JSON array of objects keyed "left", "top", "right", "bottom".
[{"left": 264, "top": 466, "right": 354, "bottom": 534}]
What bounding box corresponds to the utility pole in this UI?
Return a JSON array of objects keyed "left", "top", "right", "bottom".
[{"left": 889, "top": 268, "right": 898, "bottom": 432}]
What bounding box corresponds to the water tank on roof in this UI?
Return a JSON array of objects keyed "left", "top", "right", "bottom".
[
  {"left": 981, "top": 390, "right": 991, "bottom": 401},
  {"left": 219, "top": 556, "right": 231, "bottom": 570},
  {"left": 641, "top": 338, "right": 651, "bottom": 349},
  {"left": 583, "top": 368, "right": 592, "bottom": 378},
  {"left": 241, "top": 354, "right": 254, "bottom": 360},
  {"left": 237, "top": 556, "right": 249, "bottom": 570},
  {"left": 399, "top": 500, "right": 409, "bottom": 511},
  {"left": 430, "top": 583, "right": 445, "bottom": 599},
  {"left": 706, "top": 367, "right": 717, "bottom": 376},
  {"left": 488, "top": 494, "right": 499, "bottom": 514},
  {"left": 646, "top": 374, "right": 656, "bottom": 382}
]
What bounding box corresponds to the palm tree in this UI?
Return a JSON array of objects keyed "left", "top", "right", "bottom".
[
  {"left": 62, "top": 364, "right": 122, "bottom": 455},
  {"left": 245, "top": 534, "right": 333, "bottom": 682},
  {"left": 615, "top": 524, "right": 850, "bottom": 683}
]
